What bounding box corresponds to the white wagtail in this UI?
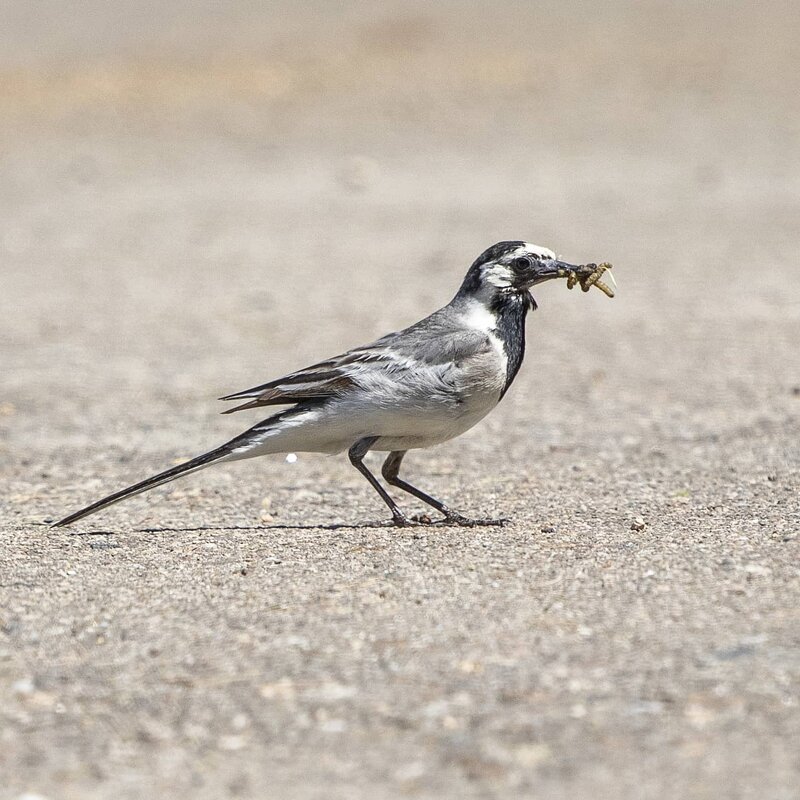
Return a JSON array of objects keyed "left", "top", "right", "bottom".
[{"left": 54, "top": 241, "right": 613, "bottom": 528}]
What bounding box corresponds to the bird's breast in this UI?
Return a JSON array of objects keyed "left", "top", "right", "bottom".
[{"left": 455, "top": 337, "right": 507, "bottom": 405}]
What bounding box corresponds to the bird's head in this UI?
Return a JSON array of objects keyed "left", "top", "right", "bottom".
[{"left": 457, "top": 241, "right": 590, "bottom": 304}]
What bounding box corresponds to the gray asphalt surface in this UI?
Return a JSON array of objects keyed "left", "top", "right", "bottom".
[{"left": 1, "top": 2, "right": 799, "bottom": 798}]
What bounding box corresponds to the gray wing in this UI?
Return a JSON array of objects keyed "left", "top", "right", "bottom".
[
  {"left": 367, "top": 305, "right": 491, "bottom": 365},
  {"left": 220, "top": 307, "right": 489, "bottom": 414}
]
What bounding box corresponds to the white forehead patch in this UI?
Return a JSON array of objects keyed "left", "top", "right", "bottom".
[{"left": 521, "top": 243, "right": 556, "bottom": 260}]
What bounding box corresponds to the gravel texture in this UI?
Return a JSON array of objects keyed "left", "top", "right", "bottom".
[{"left": 1, "top": 2, "right": 799, "bottom": 798}]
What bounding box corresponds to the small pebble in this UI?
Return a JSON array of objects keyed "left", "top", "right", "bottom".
[
  {"left": 631, "top": 517, "right": 647, "bottom": 532},
  {"left": 11, "top": 678, "right": 36, "bottom": 696},
  {"left": 218, "top": 734, "right": 247, "bottom": 751}
]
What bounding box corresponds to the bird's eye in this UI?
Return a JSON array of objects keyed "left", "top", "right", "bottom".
[{"left": 514, "top": 256, "right": 532, "bottom": 270}]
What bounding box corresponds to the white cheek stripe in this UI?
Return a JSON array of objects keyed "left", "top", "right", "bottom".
[{"left": 483, "top": 264, "right": 513, "bottom": 288}]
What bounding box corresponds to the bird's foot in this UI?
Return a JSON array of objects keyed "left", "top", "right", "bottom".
[
  {"left": 439, "top": 512, "right": 509, "bottom": 528},
  {"left": 390, "top": 511, "right": 509, "bottom": 528}
]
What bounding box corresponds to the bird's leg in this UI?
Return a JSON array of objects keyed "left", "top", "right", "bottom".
[
  {"left": 382, "top": 450, "right": 449, "bottom": 521},
  {"left": 381, "top": 451, "right": 506, "bottom": 528},
  {"left": 348, "top": 438, "right": 411, "bottom": 527}
]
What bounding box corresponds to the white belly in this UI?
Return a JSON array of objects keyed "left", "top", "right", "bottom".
[{"left": 227, "top": 382, "right": 501, "bottom": 459}]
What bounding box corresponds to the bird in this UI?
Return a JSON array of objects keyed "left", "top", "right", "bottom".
[{"left": 53, "top": 241, "right": 611, "bottom": 528}]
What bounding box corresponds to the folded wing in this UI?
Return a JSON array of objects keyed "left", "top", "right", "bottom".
[
  {"left": 219, "top": 357, "right": 364, "bottom": 414},
  {"left": 220, "top": 308, "right": 491, "bottom": 414}
]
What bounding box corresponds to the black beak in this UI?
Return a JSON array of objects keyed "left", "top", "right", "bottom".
[{"left": 528, "top": 258, "right": 584, "bottom": 286}]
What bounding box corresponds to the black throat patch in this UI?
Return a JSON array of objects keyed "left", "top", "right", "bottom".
[{"left": 491, "top": 291, "right": 536, "bottom": 398}]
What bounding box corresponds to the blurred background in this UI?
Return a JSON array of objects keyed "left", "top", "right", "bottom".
[
  {"left": 3, "top": 0, "right": 797, "bottom": 456},
  {"left": 1, "top": 2, "right": 798, "bottom": 798}
]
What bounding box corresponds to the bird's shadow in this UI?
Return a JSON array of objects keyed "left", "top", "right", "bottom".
[
  {"left": 139, "top": 521, "right": 391, "bottom": 533},
  {"left": 62, "top": 518, "right": 508, "bottom": 535}
]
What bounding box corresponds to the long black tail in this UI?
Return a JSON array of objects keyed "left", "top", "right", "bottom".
[{"left": 52, "top": 443, "right": 235, "bottom": 527}]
